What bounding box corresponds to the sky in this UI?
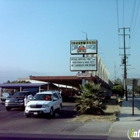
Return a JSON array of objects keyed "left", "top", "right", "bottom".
[{"left": 0, "top": 0, "right": 140, "bottom": 83}]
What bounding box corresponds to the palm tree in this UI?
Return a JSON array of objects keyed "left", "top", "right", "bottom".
[{"left": 74, "top": 82, "right": 104, "bottom": 115}]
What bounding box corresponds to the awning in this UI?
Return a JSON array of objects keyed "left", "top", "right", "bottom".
[{"left": 0, "top": 83, "right": 47, "bottom": 88}]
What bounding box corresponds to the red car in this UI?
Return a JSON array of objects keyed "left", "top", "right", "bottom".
[{"left": 77, "top": 46, "right": 86, "bottom": 52}]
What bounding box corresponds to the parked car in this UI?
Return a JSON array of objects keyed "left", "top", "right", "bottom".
[
  {"left": 23, "top": 87, "right": 39, "bottom": 95},
  {"left": 5, "top": 91, "right": 33, "bottom": 111},
  {"left": 1, "top": 92, "right": 11, "bottom": 104},
  {"left": 24, "top": 90, "right": 62, "bottom": 118}
]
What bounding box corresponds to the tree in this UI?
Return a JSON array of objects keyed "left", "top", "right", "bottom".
[
  {"left": 114, "top": 78, "right": 123, "bottom": 85},
  {"left": 112, "top": 84, "right": 124, "bottom": 97},
  {"left": 127, "top": 88, "right": 132, "bottom": 95},
  {"left": 6, "top": 80, "right": 10, "bottom": 83},
  {"left": 5, "top": 80, "right": 30, "bottom": 83},
  {"left": 74, "top": 82, "right": 104, "bottom": 115},
  {"left": 112, "top": 77, "right": 124, "bottom": 97},
  {"left": 133, "top": 86, "right": 140, "bottom": 96}
]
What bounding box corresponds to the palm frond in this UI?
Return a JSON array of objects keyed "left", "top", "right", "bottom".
[{"left": 75, "top": 82, "right": 103, "bottom": 115}]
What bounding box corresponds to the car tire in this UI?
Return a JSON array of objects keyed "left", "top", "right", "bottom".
[
  {"left": 6, "top": 107, "right": 11, "bottom": 111},
  {"left": 22, "top": 106, "right": 25, "bottom": 111},
  {"left": 59, "top": 104, "right": 62, "bottom": 114},
  {"left": 25, "top": 114, "right": 31, "bottom": 118},
  {"left": 49, "top": 107, "right": 53, "bottom": 117}
]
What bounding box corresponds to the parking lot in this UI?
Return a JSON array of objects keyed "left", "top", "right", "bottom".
[{"left": 0, "top": 102, "right": 78, "bottom": 134}]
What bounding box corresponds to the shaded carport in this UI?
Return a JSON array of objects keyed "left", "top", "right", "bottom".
[
  {"left": 29, "top": 75, "right": 100, "bottom": 89},
  {"left": 29, "top": 75, "right": 111, "bottom": 100},
  {"left": 0, "top": 83, "right": 54, "bottom": 95}
]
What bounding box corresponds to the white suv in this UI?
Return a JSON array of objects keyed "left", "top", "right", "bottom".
[{"left": 24, "top": 91, "right": 62, "bottom": 117}]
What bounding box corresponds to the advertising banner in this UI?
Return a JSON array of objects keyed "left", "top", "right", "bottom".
[
  {"left": 70, "top": 40, "right": 98, "bottom": 54},
  {"left": 70, "top": 57, "right": 97, "bottom": 71}
]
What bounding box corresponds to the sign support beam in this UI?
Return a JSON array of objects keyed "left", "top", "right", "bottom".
[{"left": 82, "top": 54, "right": 86, "bottom": 86}]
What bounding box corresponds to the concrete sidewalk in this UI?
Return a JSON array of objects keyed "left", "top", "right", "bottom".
[
  {"left": 59, "top": 99, "right": 140, "bottom": 139},
  {"left": 60, "top": 99, "right": 140, "bottom": 139},
  {"left": 118, "top": 100, "right": 140, "bottom": 121},
  {"left": 107, "top": 100, "right": 140, "bottom": 140}
]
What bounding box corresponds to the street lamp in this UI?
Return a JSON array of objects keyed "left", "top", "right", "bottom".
[{"left": 82, "top": 31, "right": 88, "bottom": 40}]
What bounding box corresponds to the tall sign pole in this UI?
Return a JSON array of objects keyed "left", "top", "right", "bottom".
[
  {"left": 82, "top": 31, "right": 88, "bottom": 86},
  {"left": 132, "top": 80, "right": 134, "bottom": 115},
  {"left": 70, "top": 38, "right": 98, "bottom": 87},
  {"left": 126, "top": 78, "right": 139, "bottom": 115}
]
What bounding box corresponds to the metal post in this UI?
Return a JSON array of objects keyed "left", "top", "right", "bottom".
[
  {"left": 39, "top": 86, "right": 41, "bottom": 92},
  {"left": 20, "top": 87, "right": 22, "bottom": 92},
  {"left": 81, "top": 31, "right": 88, "bottom": 86},
  {"left": 82, "top": 54, "right": 86, "bottom": 86},
  {"left": 132, "top": 79, "right": 135, "bottom": 115},
  {"left": 47, "top": 82, "right": 50, "bottom": 91}
]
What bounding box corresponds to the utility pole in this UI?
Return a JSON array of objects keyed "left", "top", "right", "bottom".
[
  {"left": 119, "top": 27, "right": 130, "bottom": 101},
  {"left": 114, "top": 62, "right": 117, "bottom": 82}
]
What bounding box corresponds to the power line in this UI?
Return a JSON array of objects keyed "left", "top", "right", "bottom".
[
  {"left": 131, "top": 0, "right": 140, "bottom": 45},
  {"left": 123, "top": 0, "right": 125, "bottom": 27},
  {"left": 116, "top": 0, "right": 120, "bottom": 28},
  {"left": 130, "top": 0, "right": 136, "bottom": 38},
  {"left": 116, "top": 0, "right": 121, "bottom": 56}
]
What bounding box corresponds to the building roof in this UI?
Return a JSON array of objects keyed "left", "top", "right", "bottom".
[
  {"left": 30, "top": 76, "right": 92, "bottom": 88},
  {"left": 0, "top": 83, "right": 47, "bottom": 88},
  {"left": 29, "top": 75, "right": 111, "bottom": 89}
]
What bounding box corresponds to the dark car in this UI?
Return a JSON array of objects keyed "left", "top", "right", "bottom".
[
  {"left": 23, "top": 87, "right": 39, "bottom": 95},
  {"left": 1, "top": 92, "right": 11, "bottom": 104},
  {"left": 5, "top": 91, "right": 32, "bottom": 111}
]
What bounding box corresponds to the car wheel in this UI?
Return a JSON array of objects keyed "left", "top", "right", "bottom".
[
  {"left": 25, "top": 114, "right": 31, "bottom": 118},
  {"left": 22, "top": 106, "right": 25, "bottom": 111},
  {"left": 6, "top": 107, "right": 11, "bottom": 111},
  {"left": 49, "top": 107, "right": 53, "bottom": 117},
  {"left": 59, "top": 104, "right": 62, "bottom": 113}
]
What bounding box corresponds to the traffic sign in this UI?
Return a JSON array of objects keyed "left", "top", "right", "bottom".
[
  {"left": 126, "top": 78, "right": 140, "bottom": 86},
  {"left": 77, "top": 73, "right": 91, "bottom": 78}
]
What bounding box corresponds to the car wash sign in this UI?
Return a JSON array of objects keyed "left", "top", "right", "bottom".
[
  {"left": 70, "top": 57, "right": 97, "bottom": 71},
  {"left": 70, "top": 40, "right": 98, "bottom": 54}
]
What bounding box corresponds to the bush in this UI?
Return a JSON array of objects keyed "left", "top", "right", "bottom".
[{"left": 74, "top": 82, "right": 104, "bottom": 115}]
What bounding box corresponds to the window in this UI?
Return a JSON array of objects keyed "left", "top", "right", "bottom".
[{"left": 53, "top": 93, "right": 59, "bottom": 99}]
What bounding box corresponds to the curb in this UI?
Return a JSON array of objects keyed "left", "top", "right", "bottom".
[{"left": 129, "top": 100, "right": 140, "bottom": 110}]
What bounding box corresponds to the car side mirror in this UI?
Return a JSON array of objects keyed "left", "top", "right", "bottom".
[
  {"left": 6, "top": 95, "right": 10, "bottom": 98},
  {"left": 53, "top": 97, "right": 58, "bottom": 101},
  {"left": 28, "top": 95, "right": 33, "bottom": 101}
]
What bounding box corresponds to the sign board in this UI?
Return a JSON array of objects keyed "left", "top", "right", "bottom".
[
  {"left": 126, "top": 78, "right": 140, "bottom": 86},
  {"left": 70, "top": 57, "right": 97, "bottom": 71},
  {"left": 70, "top": 40, "right": 98, "bottom": 54},
  {"left": 77, "top": 73, "right": 91, "bottom": 78}
]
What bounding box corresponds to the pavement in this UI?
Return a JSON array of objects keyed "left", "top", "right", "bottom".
[
  {"left": 0, "top": 98, "right": 140, "bottom": 140},
  {"left": 63, "top": 99, "right": 140, "bottom": 140},
  {"left": 107, "top": 99, "right": 140, "bottom": 140},
  {"left": 54, "top": 98, "right": 140, "bottom": 140}
]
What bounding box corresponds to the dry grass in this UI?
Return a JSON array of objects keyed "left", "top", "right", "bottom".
[{"left": 71, "top": 96, "right": 120, "bottom": 123}]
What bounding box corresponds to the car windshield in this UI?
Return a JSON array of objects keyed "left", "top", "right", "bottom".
[
  {"left": 2, "top": 93, "right": 10, "bottom": 97},
  {"left": 23, "top": 88, "right": 39, "bottom": 96},
  {"left": 33, "top": 94, "right": 52, "bottom": 101},
  {"left": 12, "top": 92, "right": 28, "bottom": 98}
]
